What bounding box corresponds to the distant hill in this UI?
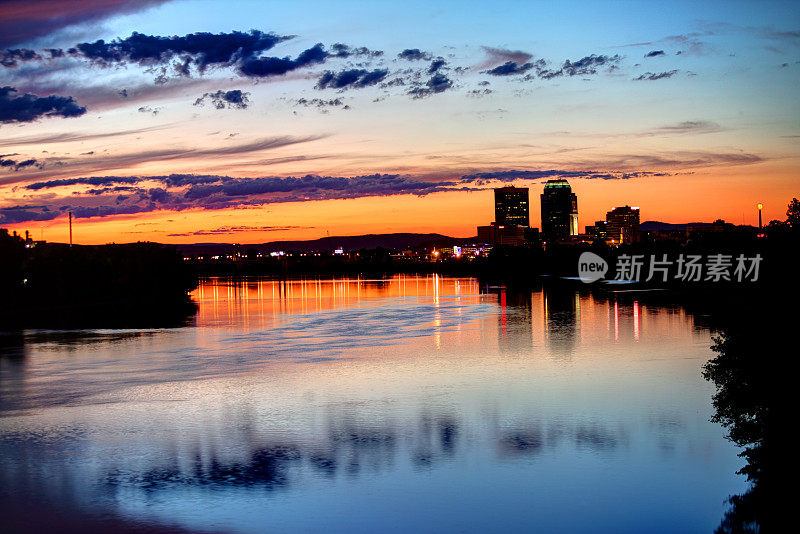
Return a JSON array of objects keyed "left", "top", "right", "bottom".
[
  {"left": 640, "top": 221, "right": 713, "bottom": 231},
  {"left": 176, "top": 233, "right": 470, "bottom": 255}
]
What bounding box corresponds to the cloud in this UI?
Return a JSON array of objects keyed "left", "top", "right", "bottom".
[
  {"left": 0, "top": 48, "right": 41, "bottom": 68},
  {"left": 0, "top": 155, "right": 43, "bottom": 171},
  {"left": 71, "top": 30, "right": 292, "bottom": 72},
  {"left": 663, "top": 32, "right": 709, "bottom": 55},
  {"left": 0, "top": 86, "right": 86, "bottom": 123},
  {"left": 0, "top": 125, "right": 172, "bottom": 146},
  {"left": 583, "top": 151, "right": 763, "bottom": 169},
  {"left": 167, "top": 225, "right": 310, "bottom": 237},
  {"left": 408, "top": 73, "right": 453, "bottom": 98},
  {"left": 516, "top": 55, "right": 621, "bottom": 80},
  {"left": 194, "top": 89, "right": 251, "bottom": 109},
  {"left": 316, "top": 69, "right": 388, "bottom": 89},
  {"left": 0, "top": 0, "right": 169, "bottom": 48},
  {"left": 618, "top": 31, "right": 710, "bottom": 55},
  {"left": 645, "top": 50, "right": 666, "bottom": 57},
  {"left": 25, "top": 175, "right": 147, "bottom": 190},
  {"left": 485, "top": 61, "right": 533, "bottom": 76},
  {"left": 428, "top": 58, "right": 446, "bottom": 74},
  {"left": 459, "top": 169, "right": 668, "bottom": 183},
  {"left": 7, "top": 168, "right": 680, "bottom": 225},
  {"left": 479, "top": 46, "right": 533, "bottom": 68},
  {"left": 560, "top": 54, "right": 622, "bottom": 76},
  {"left": 3, "top": 135, "right": 329, "bottom": 184},
  {"left": 329, "top": 43, "right": 383, "bottom": 58},
  {"left": 3, "top": 155, "right": 761, "bottom": 225},
  {"left": 238, "top": 43, "right": 327, "bottom": 77},
  {"left": 634, "top": 70, "right": 678, "bottom": 80},
  {"left": 398, "top": 49, "right": 431, "bottom": 61},
  {"left": 0, "top": 205, "right": 61, "bottom": 223},
  {"left": 4, "top": 172, "right": 484, "bottom": 224},
  {"left": 295, "top": 98, "right": 350, "bottom": 110},
  {"left": 650, "top": 120, "right": 722, "bottom": 134}
]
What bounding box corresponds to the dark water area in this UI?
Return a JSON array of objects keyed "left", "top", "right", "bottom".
[{"left": 1, "top": 276, "right": 750, "bottom": 532}]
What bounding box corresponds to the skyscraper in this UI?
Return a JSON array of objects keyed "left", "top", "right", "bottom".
[
  {"left": 494, "top": 186, "right": 530, "bottom": 227},
  {"left": 605, "top": 206, "right": 640, "bottom": 244},
  {"left": 540, "top": 179, "right": 578, "bottom": 242}
]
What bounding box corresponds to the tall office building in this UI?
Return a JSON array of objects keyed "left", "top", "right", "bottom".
[
  {"left": 606, "top": 206, "right": 640, "bottom": 244},
  {"left": 494, "top": 187, "right": 530, "bottom": 227},
  {"left": 476, "top": 186, "right": 531, "bottom": 246},
  {"left": 540, "top": 179, "right": 578, "bottom": 242}
]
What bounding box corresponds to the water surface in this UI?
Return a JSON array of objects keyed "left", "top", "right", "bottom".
[{"left": 0, "top": 276, "right": 745, "bottom": 532}]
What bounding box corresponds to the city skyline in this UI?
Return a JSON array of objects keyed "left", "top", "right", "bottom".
[{"left": 1, "top": 0, "right": 798, "bottom": 244}]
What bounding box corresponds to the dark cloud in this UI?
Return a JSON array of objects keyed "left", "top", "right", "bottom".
[
  {"left": 4, "top": 167, "right": 678, "bottom": 225},
  {"left": 561, "top": 54, "right": 622, "bottom": 76},
  {"left": 4, "top": 34, "right": 386, "bottom": 89},
  {"left": 84, "top": 185, "right": 140, "bottom": 195},
  {"left": 6, "top": 172, "right": 484, "bottom": 224},
  {"left": 167, "top": 225, "right": 309, "bottom": 237},
  {"left": 295, "top": 98, "right": 350, "bottom": 110},
  {"left": 515, "top": 55, "right": 621, "bottom": 80},
  {"left": 485, "top": 61, "right": 533, "bottom": 76},
  {"left": 316, "top": 69, "right": 388, "bottom": 89},
  {"left": 71, "top": 30, "right": 292, "bottom": 72},
  {"left": 398, "top": 49, "right": 431, "bottom": 61},
  {"left": 238, "top": 43, "right": 327, "bottom": 77},
  {"left": 0, "top": 205, "right": 61, "bottom": 223},
  {"left": 0, "top": 86, "right": 86, "bottom": 123},
  {"left": 634, "top": 70, "right": 678, "bottom": 81},
  {"left": 68, "top": 203, "right": 158, "bottom": 219},
  {"left": 178, "top": 173, "right": 479, "bottom": 202},
  {"left": 329, "top": 43, "right": 383, "bottom": 58},
  {"left": 194, "top": 89, "right": 251, "bottom": 109},
  {"left": 0, "top": 48, "right": 41, "bottom": 68},
  {"left": 645, "top": 50, "right": 666, "bottom": 57},
  {"left": 4, "top": 156, "right": 759, "bottom": 225},
  {"left": 428, "top": 58, "right": 446, "bottom": 74},
  {"left": 0, "top": 155, "right": 43, "bottom": 171},
  {"left": 25, "top": 176, "right": 146, "bottom": 191},
  {"left": 408, "top": 73, "right": 453, "bottom": 98},
  {"left": 0, "top": 0, "right": 169, "bottom": 48}
]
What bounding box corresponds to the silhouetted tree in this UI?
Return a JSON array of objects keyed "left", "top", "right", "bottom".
[{"left": 786, "top": 197, "right": 800, "bottom": 228}]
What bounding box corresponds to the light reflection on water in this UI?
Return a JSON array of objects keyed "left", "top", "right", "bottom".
[{"left": 0, "top": 275, "right": 744, "bottom": 533}]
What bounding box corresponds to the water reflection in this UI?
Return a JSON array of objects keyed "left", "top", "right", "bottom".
[{"left": 0, "top": 275, "right": 743, "bottom": 533}]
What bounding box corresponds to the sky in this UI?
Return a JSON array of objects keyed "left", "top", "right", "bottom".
[{"left": 0, "top": 0, "right": 798, "bottom": 244}]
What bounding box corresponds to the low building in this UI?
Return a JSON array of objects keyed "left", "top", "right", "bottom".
[
  {"left": 585, "top": 220, "right": 608, "bottom": 242},
  {"left": 477, "top": 223, "right": 527, "bottom": 247}
]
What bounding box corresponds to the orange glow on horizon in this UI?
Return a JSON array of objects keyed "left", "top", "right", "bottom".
[{"left": 3, "top": 163, "right": 797, "bottom": 245}]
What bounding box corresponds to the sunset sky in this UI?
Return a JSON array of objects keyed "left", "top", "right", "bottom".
[{"left": 1, "top": 0, "right": 798, "bottom": 244}]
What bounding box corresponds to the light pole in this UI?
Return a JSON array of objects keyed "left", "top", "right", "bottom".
[{"left": 757, "top": 203, "right": 763, "bottom": 231}]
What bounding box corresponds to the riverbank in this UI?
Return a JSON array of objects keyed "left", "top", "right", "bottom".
[{"left": 1, "top": 240, "right": 197, "bottom": 329}]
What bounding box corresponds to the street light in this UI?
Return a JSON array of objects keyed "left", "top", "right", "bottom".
[{"left": 757, "top": 203, "right": 763, "bottom": 230}]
